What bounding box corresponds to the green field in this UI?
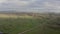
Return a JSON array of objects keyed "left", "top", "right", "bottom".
[{"left": 0, "top": 15, "right": 60, "bottom": 34}]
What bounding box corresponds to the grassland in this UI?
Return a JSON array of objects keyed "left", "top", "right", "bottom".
[{"left": 0, "top": 14, "right": 60, "bottom": 34}]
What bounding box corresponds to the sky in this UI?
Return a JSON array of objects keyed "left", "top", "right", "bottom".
[{"left": 0, "top": 0, "right": 60, "bottom": 13}]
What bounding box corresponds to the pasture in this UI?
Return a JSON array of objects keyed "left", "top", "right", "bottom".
[{"left": 0, "top": 14, "right": 60, "bottom": 34}]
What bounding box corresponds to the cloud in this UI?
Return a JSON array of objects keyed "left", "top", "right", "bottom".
[
  {"left": 0, "top": 0, "right": 7, "bottom": 3},
  {"left": 1, "top": 0, "right": 37, "bottom": 6},
  {"left": 43, "top": 0, "right": 60, "bottom": 9},
  {"left": 0, "top": 0, "right": 37, "bottom": 11},
  {"left": 42, "top": 0, "right": 60, "bottom": 12},
  {"left": 0, "top": 0, "right": 60, "bottom": 13}
]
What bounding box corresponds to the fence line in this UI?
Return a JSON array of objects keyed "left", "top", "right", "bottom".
[{"left": 18, "top": 24, "right": 42, "bottom": 34}]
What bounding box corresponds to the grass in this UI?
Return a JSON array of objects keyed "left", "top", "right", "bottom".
[
  {"left": 0, "top": 14, "right": 33, "bottom": 18},
  {"left": 0, "top": 18, "right": 41, "bottom": 34},
  {"left": 0, "top": 15, "right": 60, "bottom": 34}
]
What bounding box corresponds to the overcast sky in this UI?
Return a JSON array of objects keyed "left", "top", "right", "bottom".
[{"left": 0, "top": 0, "right": 60, "bottom": 13}]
